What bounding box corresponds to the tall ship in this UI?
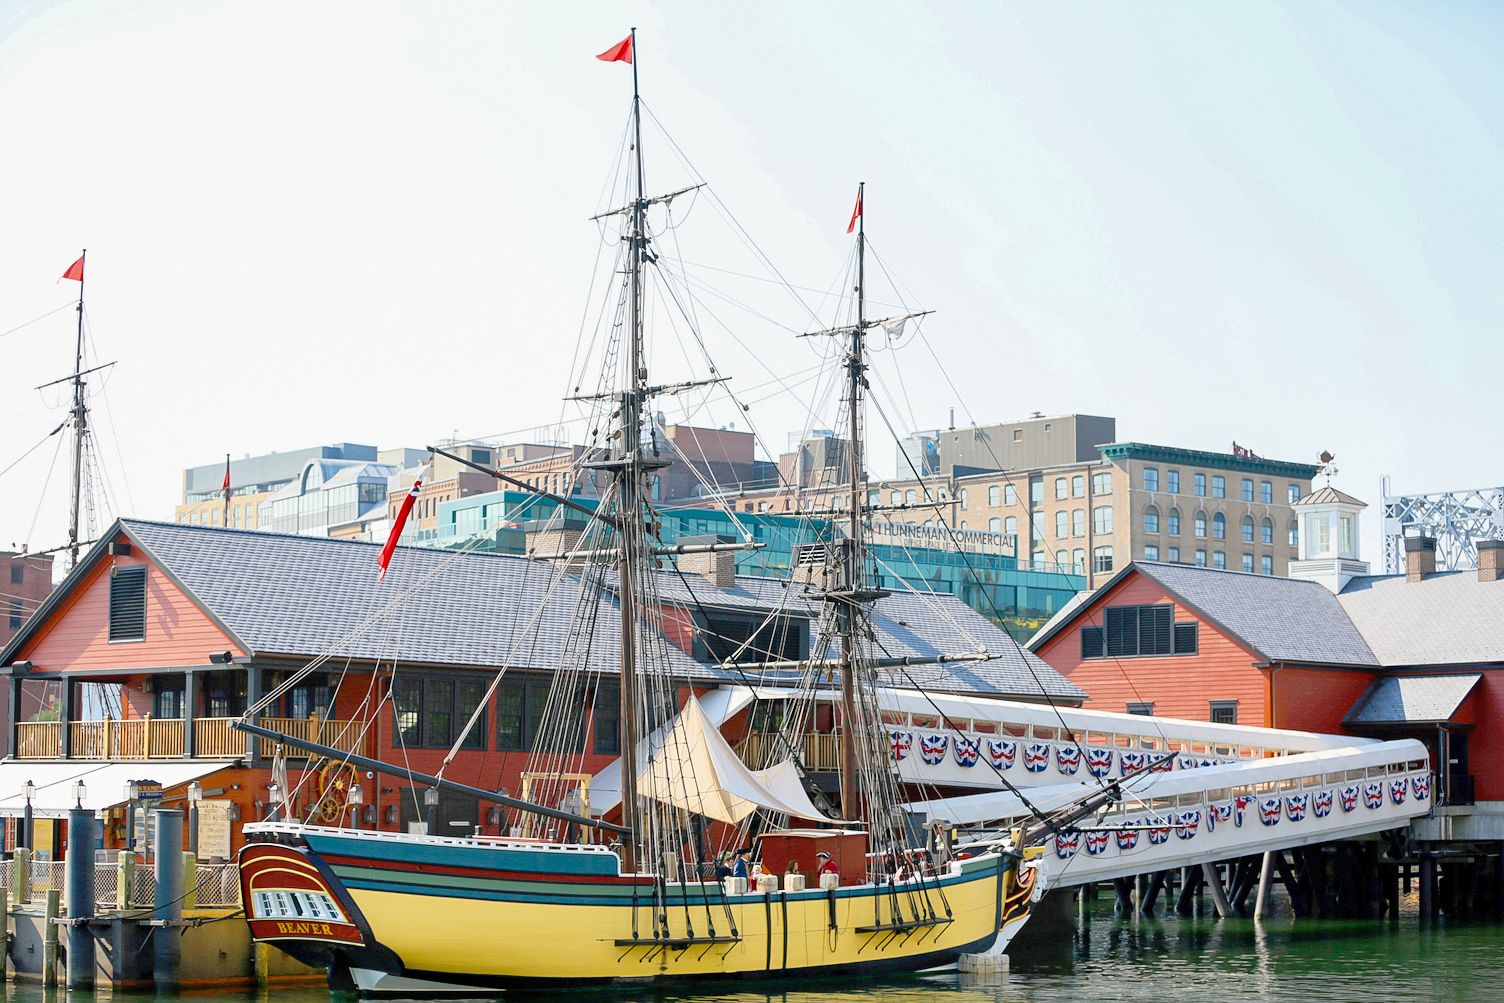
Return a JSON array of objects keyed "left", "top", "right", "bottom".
[{"left": 235, "top": 32, "right": 1057, "bottom": 993}]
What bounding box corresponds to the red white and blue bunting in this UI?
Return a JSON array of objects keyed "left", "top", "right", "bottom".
[
  {"left": 1258, "top": 797, "right": 1282, "bottom": 827},
  {"left": 1174, "top": 810, "right": 1201, "bottom": 839},
  {"left": 1086, "top": 747, "right": 1115, "bottom": 778},
  {"left": 1085, "top": 830, "right": 1110, "bottom": 856},
  {"left": 1339, "top": 785, "right": 1360, "bottom": 812},
  {"left": 1284, "top": 793, "right": 1309, "bottom": 822},
  {"left": 986, "top": 738, "right": 1016, "bottom": 770},
  {"left": 1023, "top": 742, "right": 1051, "bottom": 773},
  {"left": 1363, "top": 782, "right": 1384, "bottom": 809},
  {"left": 1056, "top": 745, "right": 1082, "bottom": 775},
  {"left": 953, "top": 737, "right": 980, "bottom": 768},
  {"left": 1313, "top": 790, "right": 1334, "bottom": 817},
  {"left": 1412, "top": 775, "right": 1430, "bottom": 800},
  {"left": 1054, "top": 831, "right": 1080, "bottom": 859},
  {"left": 889, "top": 730, "right": 913, "bottom": 762},
  {"left": 919, "top": 733, "right": 949, "bottom": 766},
  {"left": 1115, "top": 822, "right": 1140, "bottom": 851},
  {"left": 1388, "top": 779, "right": 1408, "bottom": 806}
]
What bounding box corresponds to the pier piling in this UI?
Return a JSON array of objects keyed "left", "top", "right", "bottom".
[
  {"left": 153, "top": 809, "right": 185, "bottom": 992},
  {"left": 66, "top": 807, "right": 96, "bottom": 988}
]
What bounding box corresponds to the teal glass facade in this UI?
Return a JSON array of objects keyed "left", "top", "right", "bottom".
[{"left": 428, "top": 490, "right": 1084, "bottom": 640}]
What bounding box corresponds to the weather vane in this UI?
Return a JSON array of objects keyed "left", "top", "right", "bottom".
[{"left": 1318, "top": 450, "right": 1338, "bottom": 485}]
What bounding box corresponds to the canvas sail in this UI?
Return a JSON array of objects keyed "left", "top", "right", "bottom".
[{"left": 640, "top": 695, "right": 836, "bottom": 825}]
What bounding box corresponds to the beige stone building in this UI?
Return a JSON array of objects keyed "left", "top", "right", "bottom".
[{"left": 711, "top": 429, "right": 1320, "bottom": 589}]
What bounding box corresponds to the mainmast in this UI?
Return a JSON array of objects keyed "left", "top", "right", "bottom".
[
  {"left": 66, "top": 249, "right": 88, "bottom": 570},
  {"left": 838, "top": 186, "right": 868, "bottom": 816},
  {"left": 616, "top": 27, "right": 648, "bottom": 863}
]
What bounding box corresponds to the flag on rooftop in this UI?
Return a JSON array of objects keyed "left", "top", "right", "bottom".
[
  {"left": 61, "top": 254, "right": 85, "bottom": 282},
  {"left": 846, "top": 189, "right": 862, "bottom": 234},
  {"left": 596, "top": 34, "right": 632, "bottom": 64},
  {"left": 377, "top": 466, "right": 426, "bottom": 582}
]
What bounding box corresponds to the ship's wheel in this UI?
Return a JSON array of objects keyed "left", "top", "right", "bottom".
[{"left": 313, "top": 762, "right": 358, "bottom": 823}]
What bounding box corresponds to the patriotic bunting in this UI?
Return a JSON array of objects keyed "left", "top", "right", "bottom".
[
  {"left": 889, "top": 730, "right": 913, "bottom": 762},
  {"left": 1146, "top": 819, "right": 1171, "bottom": 845},
  {"left": 1085, "top": 747, "right": 1115, "bottom": 778},
  {"left": 1339, "top": 785, "right": 1360, "bottom": 812},
  {"left": 1174, "top": 810, "right": 1201, "bottom": 840},
  {"left": 1055, "top": 745, "right": 1082, "bottom": 775},
  {"left": 1313, "top": 790, "right": 1334, "bottom": 818},
  {"left": 1389, "top": 779, "right": 1408, "bottom": 806},
  {"left": 1363, "top": 782, "right": 1384, "bottom": 809},
  {"left": 1085, "top": 830, "right": 1110, "bottom": 856},
  {"left": 1284, "top": 793, "right": 1309, "bottom": 822},
  {"left": 1258, "top": 797, "right": 1282, "bottom": 827},
  {"left": 953, "top": 737, "right": 979, "bottom": 768},
  {"left": 1023, "top": 742, "right": 1051, "bottom": 773},
  {"left": 1115, "top": 821, "right": 1141, "bottom": 851},
  {"left": 1120, "top": 750, "right": 1147, "bottom": 775},
  {"left": 1411, "top": 775, "right": 1430, "bottom": 800},
  {"left": 986, "top": 738, "right": 1016, "bottom": 770},
  {"left": 1054, "top": 831, "right": 1080, "bottom": 859},
  {"left": 919, "top": 733, "right": 949, "bottom": 765},
  {"left": 1234, "top": 794, "right": 1256, "bottom": 828}
]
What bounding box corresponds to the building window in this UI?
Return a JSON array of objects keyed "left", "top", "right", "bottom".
[
  {"left": 1093, "top": 506, "right": 1113, "bottom": 534},
  {"left": 1288, "top": 520, "right": 1299, "bottom": 548},
  {"left": 1055, "top": 477, "right": 1068, "bottom": 500},
  {"left": 1209, "top": 701, "right": 1237, "bottom": 725},
  {"left": 1167, "top": 470, "right": 1180, "bottom": 494},
  {"left": 1261, "top": 554, "right": 1274, "bottom": 575},
  {"left": 1174, "top": 622, "right": 1198, "bottom": 654},
  {"left": 1092, "top": 546, "right": 1114, "bottom": 574},
  {"left": 1341, "top": 515, "right": 1355, "bottom": 554},
  {"left": 697, "top": 611, "right": 808, "bottom": 665},
  {"left": 8, "top": 599, "right": 22, "bottom": 630},
  {"left": 959, "top": 488, "right": 968, "bottom": 511},
  {"left": 1212, "top": 476, "right": 1226, "bottom": 499},
  {"left": 1144, "top": 506, "right": 1160, "bottom": 534},
  {"left": 1070, "top": 508, "right": 1083, "bottom": 536},
  {"left": 989, "top": 516, "right": 1002, "bottom": 534},
  {"left": 1029, "top": 477, "right": 1044, "bottom": 509},
  {"left": 1241, "top": 478, "right": 1254, "bottom": 502},
  {"left": 1241, "top": 553, "right": 1254, "bottom": 573},
  {"left": 1167, "top": 508, "right": 1181, "bottom": 535},
  {"left": 1013, "top": 428, "right": 1023, "bottom": 442},
  {"left": 1288, "top": 483, "right": 1301, "bottom": 504},
  {"left": 1127, "top": 702, "right": 1154, "bottom": 716},
  {"left": 1102, "top": 603, "right": 1179, "bottom": 656},
  {"left": 1005, "top": 484, "right": 1018, "bottom": 505},
  {"left": 1194, "top": 473, "right": 1206, "bottom": 497},
  {"left": 1003, "top": 516, "right": 1016, "bottom": 539},
  {"left": 593, "top": 678, "right": 621, "bottom": 754},
  {"left": 1072, "top": 547, "right": 1085, "bottom": 571},
  {"left": 393, "top": 675, "right": 488, "bottom": 750},
  {"left": 1072, "top": 475, "right": 1085, "bottom": 498},
  {"left": 108, "top": 566, "right": 148, "bottom": 642},
  {"left": 891, "top": 490, "right": 902, "bottom": 505},
  {"left": 154, "top": 681, "right": 185, "bottom": 720},
  {"left": 1194, "top": 511, "right": 1207, "bottom": 538},
  {"left": 1056, "top": 511, "right": 1069, "bottom": 539},
  {"left": 1259, "top": 481, "right": 1273, "bottom": 504},
  {"left": 496, "top": 675, "right": 561, "bottom": 752},
  {"left": 1055, "top": 549, "right": 1069, "bottom": 568},
  {"left": 1144, "top": 545, "right": 1159, "bottom": 561},
  {"left": 1212, "top": 512, "right": 1226, "bottom": 540},
  {"left": 1092, "top": 472, "right": 1112, "bottom": 496},
  {"left": 1241, "top": 515, "right": 1255, "bottom": 543},
  {"left": 1195, "top": 549, "right": 1207, "bottom": 567},
  {"left": 1168, "top": 546, "right": 1180, "bottom": 563},
  {"left": 1261, "top": 517, "right": 1274, "bottom": 544},
  {"left": 1081, "top": 627, "right": 1104, "bottom": 659},
  {"left": 9, "top": 564, "right": 22, "bottom": 585},
  {"left": 1143, "top": 468, "right": 1159, "bottom": 492},
  {"left": 1213, "top": 551, "right": 1226, "bottom": 570},
  {"left": 988, "top": 485, "right": 1001, "bottom": 506}
]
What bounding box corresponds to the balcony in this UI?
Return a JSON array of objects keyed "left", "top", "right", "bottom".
[
  {"left": 14, "top": 715, "right": 367, "bottom": 760},
  {"left": 737, "top": 732, "right": 842, "bottom": 772}
]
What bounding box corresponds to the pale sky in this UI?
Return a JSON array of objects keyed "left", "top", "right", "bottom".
[{"left": 1, "top": 1, "right": 1501, "bottom": 569}]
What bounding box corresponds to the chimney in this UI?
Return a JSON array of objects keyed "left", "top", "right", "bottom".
[
  {"left": 680, "top": 549, "right": 736, "bottom": 589},
  {"left": 1404, "top": 535, "right": 1437, "bottom": 583},
  {"left": 1477, "top": 539, "right": 1504, "bottom": 584}
]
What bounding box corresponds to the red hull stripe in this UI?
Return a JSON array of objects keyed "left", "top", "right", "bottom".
[{"left": 318, "top": 852, "right": 655, "bottom": 886}]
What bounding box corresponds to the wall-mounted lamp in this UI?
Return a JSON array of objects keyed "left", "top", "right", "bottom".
[
  {"left": 384, "top": 805, "right": 397, "bottom": 825},
  {"left": 348, "top": 784, "right": 364, "bottom": 806},
  {"left": 362, "top": 805, "right": 376, "bottom": 826},
  {"left": 208, "top": 651, "right": 234, "bottom": 664}
]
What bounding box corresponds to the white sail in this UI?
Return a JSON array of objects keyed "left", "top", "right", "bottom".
[{"left": 640, "top": 695, "right": 836, "bottom": 825}]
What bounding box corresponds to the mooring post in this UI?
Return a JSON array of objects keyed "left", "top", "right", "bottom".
[
  {"left": 42, "top": 888, "right": 60, "bottom": 986},
  {"left": 1253, "top": 851, "right": 1274, "bottom": 920},
  {"left": 1200, "top": 862, "right": 1234, "bottom": 919},
  {"left": 65, "top": 807, "right": 96, "bottom": 988},
  {"left": 1418, "top": 850, "right": 1435, "bottom": 922},
  {"left": 153, "top": 809, "right": 185, "bottom": 991},
  {"left": 0, "top": 887, "right": 9, "bottom": 980},
  {"left": 11, "top": 847, "right": 30, "bottom": 905}
]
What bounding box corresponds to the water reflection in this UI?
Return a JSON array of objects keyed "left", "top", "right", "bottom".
[{"left": 1, "top": 900, "right": 1500, "bottom": 1003}]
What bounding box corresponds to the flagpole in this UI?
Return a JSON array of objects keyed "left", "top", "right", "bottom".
[
  {"left": 223, "top": 453, "right": 231, "bottom": 527},
  {"left": 67, "top": 249, "right": 88, "bottom": 570}
]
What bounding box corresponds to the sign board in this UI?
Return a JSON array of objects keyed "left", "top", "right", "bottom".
[{"left": 195, "top": 800, "right": 234, "bottom": 862}]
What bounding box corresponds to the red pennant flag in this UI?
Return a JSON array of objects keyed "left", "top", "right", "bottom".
[
  {"left": 377, "top": 468, "right": 425, "bottom": 581},
  {"left": 61, "top": 255, "right": 85, "bottom": 282},
  {"left": 221, "top": 456, "right": 232, "bottom": 498},
  {"left": 846, "top": 189, "right": 863, "bottom": 234},
  {"left": 596, "top": 34, "right": 633, "bottom": 64}
]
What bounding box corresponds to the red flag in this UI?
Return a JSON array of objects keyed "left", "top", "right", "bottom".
[
  {"left": 846, "top": 189, "right": 863, "bottom": 234},
  {"left": 221, "top": 456, "right": 232, "bottom": 498},
  {"left": 61, "top": 255, "right": 85, "bottom": 282},
  {"left": 377, "top": 468, "right": 425, "bottom": 581},
  {"left": 596, "top": 34, "right": 632, "bottom": 64}
]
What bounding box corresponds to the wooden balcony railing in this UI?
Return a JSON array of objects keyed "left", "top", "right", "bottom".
[
  {"left": 737, "top": 732, "right": 841, "bottom": 772},
  {"left": 16, "top": 721, "right": 61, "bottom": 759},
  {"left": 15, "top": 716, "right": 366, "bottom": 760}
]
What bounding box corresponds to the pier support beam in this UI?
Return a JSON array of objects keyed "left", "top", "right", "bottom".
[
  {"left": 66, "top": 807, "right": 96, "bottom": 988},
  {"left": 153, "top": 809, "right": 185, "bottom": 992},
  {"left": 1418, "top": 851, "right": 1435, "bottom": 922},
  {"left": 1139, "top": 871, "right": 1166, "bottom": 917},
  {"left": 1254, "top": 851, "right": 1274, "bottom": 920},
  {"left": 1175, "top": 866, "right": 1202, "bottom": 916},
  {"left": 1200, "top": 862, "right": 1234, "bottom": 919}
]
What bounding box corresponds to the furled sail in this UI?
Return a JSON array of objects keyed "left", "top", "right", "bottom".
[{"left": 640, "top": 695, "right": 837, "bottom": 825}]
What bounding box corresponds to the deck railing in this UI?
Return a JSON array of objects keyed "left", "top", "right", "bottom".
[
  {"left": 737, "top": 732, "right": 841, "bottom": 771},
  {"left": 14, "top": 715, "right": 366, "bottom": 759}
]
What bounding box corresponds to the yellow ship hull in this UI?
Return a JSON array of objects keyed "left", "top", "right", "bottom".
[{"left": 241, "top": 825, "right": 1037, "bottom": 992}]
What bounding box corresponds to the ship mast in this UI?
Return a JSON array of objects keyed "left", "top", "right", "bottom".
[
  {"left": 616, "top": 26, "right": 648, "bottom": 863},
  {"left": 838, "top": 186, "right": 868, "bottom": 816},
  {"left": 66, "top": 249, "right": 89, "bottom": 570}
]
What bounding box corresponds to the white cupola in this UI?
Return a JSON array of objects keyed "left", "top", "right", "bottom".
[{"left": 1288, "top": 485, "right": 1370, "bottom": 593}]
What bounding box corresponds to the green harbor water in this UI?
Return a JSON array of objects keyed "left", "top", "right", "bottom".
[{"left": 3, "top": 904, "right": 1500, "bottom": 1003}]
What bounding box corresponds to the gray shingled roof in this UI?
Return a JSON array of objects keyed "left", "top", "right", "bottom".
[
  {"left": 1293, "top": 485, "right": 1367, "bottom": 508},
  {"left": 1134, "top": 562, "right": 1379, "bottom": 667},
  {"left": 1344, "top": 673, "right": 1481, "bottom": 725},
  {"left": 651, "top": 572, "right": 1086, "bottom": 702},
  {"left": 1339, "top": 571, "right": 1504, "bottom": 666},
  {"left": 123, "top": 520, "right": 723, "bottom": 681}
]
